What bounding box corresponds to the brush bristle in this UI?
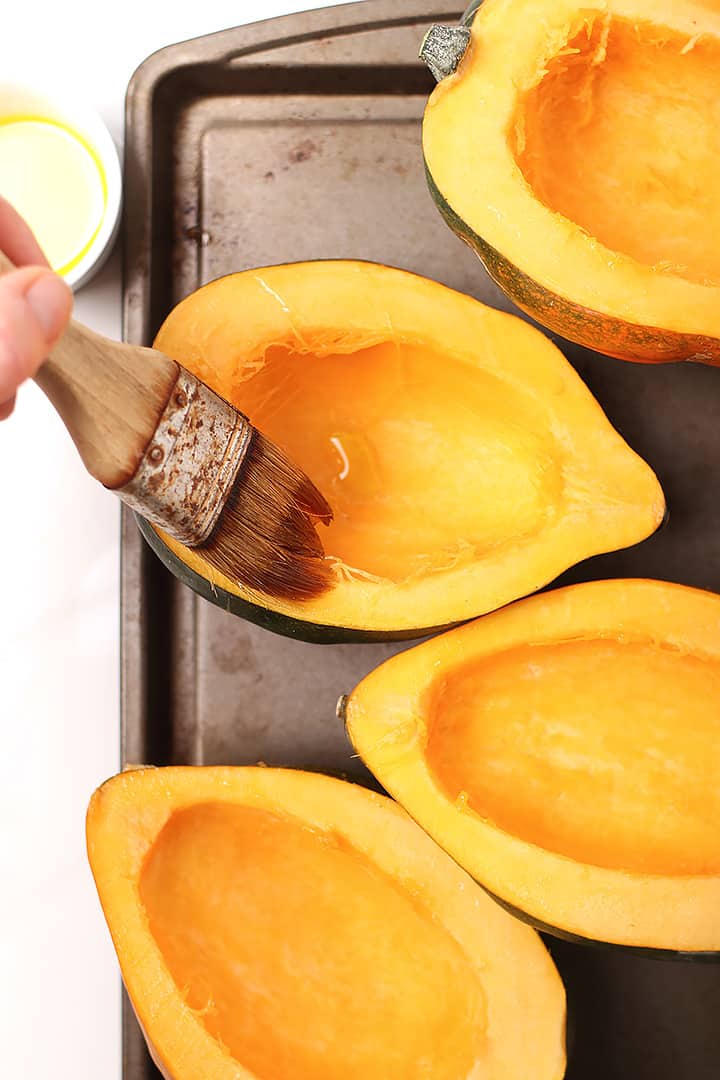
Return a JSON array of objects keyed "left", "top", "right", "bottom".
[{"left": 198, "top": 430, "right": 334, "bottom": 601}]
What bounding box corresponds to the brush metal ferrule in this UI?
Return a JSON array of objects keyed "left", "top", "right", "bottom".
[{"left": 117, "top": 370, "right": 252, "bottom": 546}]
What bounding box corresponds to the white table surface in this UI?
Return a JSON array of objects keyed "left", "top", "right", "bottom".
[{"left": 2, "top": 2, "right": 346, "bottom": 1076}]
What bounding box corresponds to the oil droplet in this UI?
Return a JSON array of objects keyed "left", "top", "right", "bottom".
[
  {"left": 0, "top": 117, "right": 106, "bottom": 275},
  {"left": 328, "top": 430, "right": 382, "bottom": 498},
  {"left": 455, "top": 790, "right": 471, "bottom": 811},
  {"left": 329, "top": 435, "right": 350, "bottom": 480}
]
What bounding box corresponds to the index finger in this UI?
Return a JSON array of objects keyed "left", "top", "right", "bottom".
[{"left": 0, "top": 196, "right": 49, "bottom": 267}]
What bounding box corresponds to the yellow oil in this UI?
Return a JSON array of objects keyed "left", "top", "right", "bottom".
[{"left": 0, "top": 116, "right": 107, "bottom": 275}]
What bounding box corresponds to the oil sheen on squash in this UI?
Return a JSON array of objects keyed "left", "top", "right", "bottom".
[
  {"left": 513, "top": 16, "right": 720, "bottom": 287},
  {"left": 236, "top": 341, "right": 560, "bottom": 581},
  {"left": 152, "top": 261, "right": 664, "bottom": 636},
  {"left": 426, "top": 638, "right": 720, "bottom": 876},
  {"left": 140, "top": 802, "right": 485, "bottom": 1080}
]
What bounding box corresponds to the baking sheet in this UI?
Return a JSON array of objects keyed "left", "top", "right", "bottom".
[{"left": 121, "top": 2, "right": 720, "bottom": 1076}]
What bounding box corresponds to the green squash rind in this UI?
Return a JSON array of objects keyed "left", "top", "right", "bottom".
[
  {"left": 484, "top": 888, "right": 720, "bottom": 963},
  {"left": 424, "top": 155, "right": 720, "bottom": 365},
  {"left": 135, "top": 516, "right": 450, "bottom": 645},
  {"left": 462, "top": 0, "right": 485, "bottom": 26}
]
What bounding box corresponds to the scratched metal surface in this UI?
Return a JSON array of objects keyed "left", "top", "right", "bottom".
[{"left": 121, "top": 2, "right": 720, "bottom": 1077}]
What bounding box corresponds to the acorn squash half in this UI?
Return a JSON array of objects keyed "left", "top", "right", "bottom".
[
  {"left": 422, "top": 0, "right": 720, "bottom": 364},
  {"left": 345, "top": 579, "right": 720, "bottom": 956},
  {"left": 86, "top": 766, "right": 566, "bottom": 1080},
  {"left": 146, "top": 260, "right": 663, "bottom": 641}
]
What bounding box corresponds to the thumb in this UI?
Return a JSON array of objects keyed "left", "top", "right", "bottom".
[{"left": 0, "top": 268, "right": 73, "bottom": 417}]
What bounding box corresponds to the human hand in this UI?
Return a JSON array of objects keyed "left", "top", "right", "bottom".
[{"left": 0, "top": 197, "right": 73, "bottom": 420}]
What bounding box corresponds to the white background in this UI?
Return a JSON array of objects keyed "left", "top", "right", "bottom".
[{"left": 1, "top": 2, "right": 347, "bottom": 1076}]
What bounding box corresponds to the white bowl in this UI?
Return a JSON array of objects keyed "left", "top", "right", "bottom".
[{"left": 0, "top": 81, "right": 122, "bottom": 290}]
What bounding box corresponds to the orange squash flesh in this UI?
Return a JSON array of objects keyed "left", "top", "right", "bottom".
[
  {"left": 221, "top": 338, "right": 562, "bottom": 583},
  {"left": 426, "top": 638, "right": 720, "bottom": 877},
  {"left": 87, "top": 767, "right": 567, "bottom": 1080},
  {"left": 346, "top": 580, "right": 720, "bottom": 952},
  {"left": 141, "top": 804, "right": 482, "bottom": 1080},
  {"left": 423, "top": 0, "right": 720, "bottom": 363},
  {"left": 151, "top": 260, "right": 664, "bottom": 637},
  {"left": 514, "top": 16, "right": 720, "bottom": 289}
]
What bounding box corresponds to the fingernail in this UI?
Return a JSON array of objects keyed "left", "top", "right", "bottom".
[{"left": 25, "top": 272, "right": 73, "bottom": 341}]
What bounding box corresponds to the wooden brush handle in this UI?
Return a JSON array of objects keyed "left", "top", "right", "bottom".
[
  {"left": 35, "top": 321, "right": 179, "bottom": 488},
  {"left": 0, "top": 250, "right": 179, "bottom": 488}
]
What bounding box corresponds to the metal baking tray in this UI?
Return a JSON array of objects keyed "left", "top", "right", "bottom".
[{"left": 121, "top": 2, "right": 720, "bottom": 1077}]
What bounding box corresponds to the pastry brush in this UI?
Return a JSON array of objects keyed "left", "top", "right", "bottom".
[{"left": 0, "top": 251, "right": 333, "bottom": 601}]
